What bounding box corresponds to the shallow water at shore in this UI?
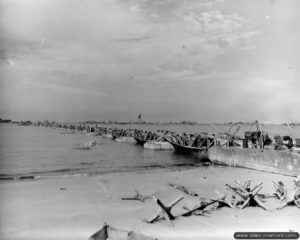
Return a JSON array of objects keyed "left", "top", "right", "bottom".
[
  {"left": 1, "top": 123, "right": 300, "bottom": 179},
  {"left": 0, "top": 124, "right": 199, "bottom": 178}
]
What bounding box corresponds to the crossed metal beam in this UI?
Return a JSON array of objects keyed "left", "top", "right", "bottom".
[
  {"left": 147, "top": 195, "right": 184, "bottom": 227},
  {"left": 273, "top": 180, "right": 300, "bottom": 209},
  {"left": 226, "top": 180, "right": 269, "bottom": 210}
]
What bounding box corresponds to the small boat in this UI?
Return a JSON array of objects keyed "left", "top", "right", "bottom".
[
  {"left": 164, "top": 133, "right": 215, "bottom": 158},
  {"left": 133, "top": 130, "right": 164, "bottom": 146},
  {"left": 165, "top": 139, "right": 206, "bottom": 153},
  {"left": 144, "top": 141, "right": 174, "bottom": 150},
  {"left": 208, "top": 122, "right": 300, "bottom": 176},
  {"left": 134, "top": 136, "right": 148, "bottom": 145},
  {"left": 112, "top": 129, "right": 134, "bottom": 140},
  {"left": 115, "top": 136, "right": 136, "bottom": 143}
]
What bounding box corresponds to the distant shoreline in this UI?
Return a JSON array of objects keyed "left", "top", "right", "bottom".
[{"left": 4, "top": 120, "right": 300, "bottom": 126}]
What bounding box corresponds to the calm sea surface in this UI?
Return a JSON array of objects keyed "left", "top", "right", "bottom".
[{"left": 1, "top": 123, "right": 300, "bottom": 178}]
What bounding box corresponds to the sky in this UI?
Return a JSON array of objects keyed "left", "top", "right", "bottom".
[{"left": 0, "top": 0, "right": 299, "bottom": 123}]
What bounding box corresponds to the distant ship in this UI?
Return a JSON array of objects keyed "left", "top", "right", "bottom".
[
  {"left": 18, "top": 121, "right": 32, "bottom": 126},
  {"left": 0, "top": 118, "right": 11, "bottom": 123}
]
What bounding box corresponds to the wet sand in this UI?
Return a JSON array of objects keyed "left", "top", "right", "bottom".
[{"left": 0, "top": 166, "right": 299, "bottom": 240}]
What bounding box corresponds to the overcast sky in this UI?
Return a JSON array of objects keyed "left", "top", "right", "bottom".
[{"left": 0, "top": 0, "right": 299, "bottom": 123}]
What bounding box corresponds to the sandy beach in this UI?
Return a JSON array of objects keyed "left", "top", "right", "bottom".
[{"left": 0, "top": 166, "right": 299, "bottom": 240}]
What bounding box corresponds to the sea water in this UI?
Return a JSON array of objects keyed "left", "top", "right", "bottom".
[
  {"left": 0, "top": 124, "right": 199, "bottom": 178},
  {"left": 0, "top": 123, "right": 299, "bottom": 179}
]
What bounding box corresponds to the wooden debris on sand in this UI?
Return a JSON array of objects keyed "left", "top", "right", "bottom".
[
  {"left": 182, "top": 199, "right": 217, "bottom": 216},
  {"left": 89, "top": 223, "right": 158, "bottom": 240},
  {"left": 89, "top": 223, "right": 108, "bottom": 240},
  {"left": 168, "top": 183, "right": 198, "bottom": 196},
  {"left": 121, "top": 190, "right": 152, "bottom": 202}
]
